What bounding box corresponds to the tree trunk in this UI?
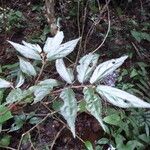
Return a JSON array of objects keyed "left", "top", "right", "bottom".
[{"left": 45, "top": 0, "right": 58, "bottom": 35}]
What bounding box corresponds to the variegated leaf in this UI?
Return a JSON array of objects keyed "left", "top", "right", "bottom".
[
  {"left": 30, "top": 79, "right": 59, "bottom": 103},
  {"left": 0, "top": 78, "right": 12, "bottom": 88},
  {"left": 47, "top": 38, "right": 80, "bottom": 61},
  {"left": 96, "top": 85, "right": 150, "bottom": 108},
  {"left": 77, "top": 53, "right": 99, "bottom": 83},
  {"left": 22, "top": 41, "right": 42, "bottom": 53},
  {"left": 5, "top": 88, "right": 32, "bottom": 105},
  {"left": 19, "top": 56, "right": 37, "bottom": 77},
  {"left": 15, "top": 72, "right": 25, "bottom": 88},
  {"left": 83, "top": 87, "right": 106, "bottom": 131},
  {"left": 56, "top": 59, "right": 74, "bottom": 84},
  {"left": 43, "top": 31, "right": 64, "bottom": 53},
  {"left": 8, "top": 41, "right": 41, "bottom": 60},
  {"left": 60, "top": 88, "right": 77, "bottom": 137},
  {"left": 90, "top": 56, "right": 128, "bottom": 84}
]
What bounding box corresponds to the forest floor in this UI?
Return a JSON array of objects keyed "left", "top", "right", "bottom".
[{"left": 0, "top": 0, "right": 150, "bottom": 150}]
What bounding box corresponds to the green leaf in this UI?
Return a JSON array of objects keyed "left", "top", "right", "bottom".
[
  {"left": 120, "top": 140, "right": 143, "bottom": 150},
  {"left": 29, "top": 117, "right": 41, "bottom": 124},
  {"left": 103, "top": 114, "right": 121, "bottom": 126},
  {"left": 52, "top": 100, "right": 63, "bottom": 111},
  {"left": 96, "top": 85, "right": 150, "bottom": 108},
  {"left": 0, "top": 135, "right": 11, "bottom": 147},
  {"left": 0, "top": 78, "right": 12, "bottom": 89},
  {"left": 84, "top": 141, "right": 94, "bottom": 150},
  {"left": 60, "top": 88, "right": 77, "bottom": 138},
  {"left": 56, "top": 59, "right": 74, "bottom": 84},
  {"left": 131, "top": 31, "right": 142, "bottom": 42},
  {"left": 90, "top": 56, "right": 128, "bottom": 84},
  {"left": 0, "top": 65, "right": 2, "bottom": 73},
  {"left": 0, "top": 90, "right": 4, "bottom": 104},
  {"left": 5, "top": 88, "right": 32, "bottom": 105},
  {"left": 0, "top": 105, "right": 13, "bottom": 124},
  {"left": 77, "top": 53, "right": 99, "bottom": 83},
  {"left": 138, "top": 134, "right": 150, "bottom": 143},
  {"left": 130, "top": 68, "right": 138, "bottom": 78},
  {"left": 2, "top": 63, "right": 18, "bottom": 70},
  {"left": 96, "top": 138, "right": 109, "bottom": 145},
  {"left": 10, "top": 114, "right": 26, "bottom": 131},
  {"left": 19, "top": 56, "right": 37, "bottom": 77},
  {"left": 145, "top": 124, "right": 149, "bottom": 137},
  {"left": 131, "top": 30, "right": 150, "bottom": 42},
  {"left": 78, "top": 100, "right": 86, "bottom": 112},
  {"left": 83, "top": 87, "right": 106, "bottom": 131}
]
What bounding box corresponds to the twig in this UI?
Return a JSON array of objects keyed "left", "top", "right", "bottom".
[
  {"left": 74, "top": 1, "right": 88, "bottom": 71},
  {"left": 41, "top": 105, "right": 85, "bottom": 144},
  {"left": 0, "top": 146, "right": 17, "bottom": 150},
  {"left": 83, "top": 0, "right": 111, "bottom": 52},
  {"left": 50, "top": 126, "right": 65, "bottom": 150},
  {"left": 139, "top": 0, "right": 143, "bottom": 12},
  {"left": 28, "top": 133, "right": 36, "bottom": 150},
  {"left": 52, "top": 84, "right": 94, "bottom": 95},
  {"left": 131, "top": 42, "right": 142, "bottom": 58},
  {"left": 17, "top": 111, "right": 57, "bottom": 150},
  {"left": 92, "top": 0, "right": 111, "bottom": 53},
  {"left": 77, "top": 0, "right": 81, "bottom": 37},
  {"left": 35, "top": 58, "right": 46, "bottom": 84},
  {"left": 52, "top": 113, "right": 85, "bottom": 144}
]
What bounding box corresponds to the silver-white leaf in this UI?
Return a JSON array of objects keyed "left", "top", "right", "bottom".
[
  {"left": 43, "top": 31, "right": 64, "bottom": 53},
  {"left": 96, "top": 85, "right": 150, "bottom": 108},
  {"left": 29, "top": 79, "right": 59, "bottom": 103},
  {"left": 8, "top": 41, "right": 41, "bottom": 60},
  {"left": 32, "top": 87, "right": 50, "bottom": 104},
  {"left": 83, "top": 87, "right": 106, "bottom": 131},
  {"left": 90, "top": 56, "right": 128, "bottom": 84},
  {"left": 19, "top": 56, "right": 37, "bottom": 77},
  {"left": 15, "top": 72, "right": 25, "bottom": 88},
  {"left": 47, "top": 37, "right": 80, "bottom": 61},
  {"left": 56, "top": 59, "right": 74, "bottom": 84},
  {"left": 77, "top": 53, "right": 99, "bottom": 83},
  {"left": 38, "top": 79, "right": 59, "bottom": 87},
  {"left": 22, "top": 41, "right": 42, "bottom": 53},
  {"left": 0, "top": 78, "right": 12, "bottom": 88},
  {"left": 60, "top": 88, "right": 77, "bottom": 138}
]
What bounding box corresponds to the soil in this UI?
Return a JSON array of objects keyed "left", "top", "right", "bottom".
[{"left": 0, "top": 0, "right": 149, "bottom": 150}]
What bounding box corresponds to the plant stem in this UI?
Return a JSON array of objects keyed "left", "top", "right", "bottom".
[
  {"left": 52, "top": 84, "right": 95, "bottom": 95},
  {"left": 17, "top": 111, "right": 57, "bottom": 150},
  {"left": 35, "top": 60, "right": 46, "bottom": 84}
]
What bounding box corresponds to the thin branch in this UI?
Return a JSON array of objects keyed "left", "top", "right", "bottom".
[
  {"left": 28, "top": 133, "right": 36, "bottom": 150},
  {"left": 83, "top": 24, "right": 95, "bottom": 52},
  {"left": 52, "top": 84, "right": 94, "bottom": 95},
  {"left": 74, "top": 1, "right": 88, "bottom": 71},
  {"left": 35, "top": 55, "right": 46, "bottom": 84},
  {"left": 77, "top": 0, "right": 81, "bottom": 37},
  {"left": 83, "top": 0, "right": 111, "bottom": 53},
  {"left": 42, "top": 106, "right": 85, "bottom": 144},
  {"left": 0, "top": 146, "right": 16, "bottom": 150},
  {"left": 131, "top": 42, "right": 142, "bottom": 59},
  {"left": 92, "top": 0, "right": 111, "bottom": 53},
  {"left": 17, "top": 111, "right": 57, "bottom": 150},
  {"left": 50, "top": 126, "right": 65, "bottom": 150}
]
